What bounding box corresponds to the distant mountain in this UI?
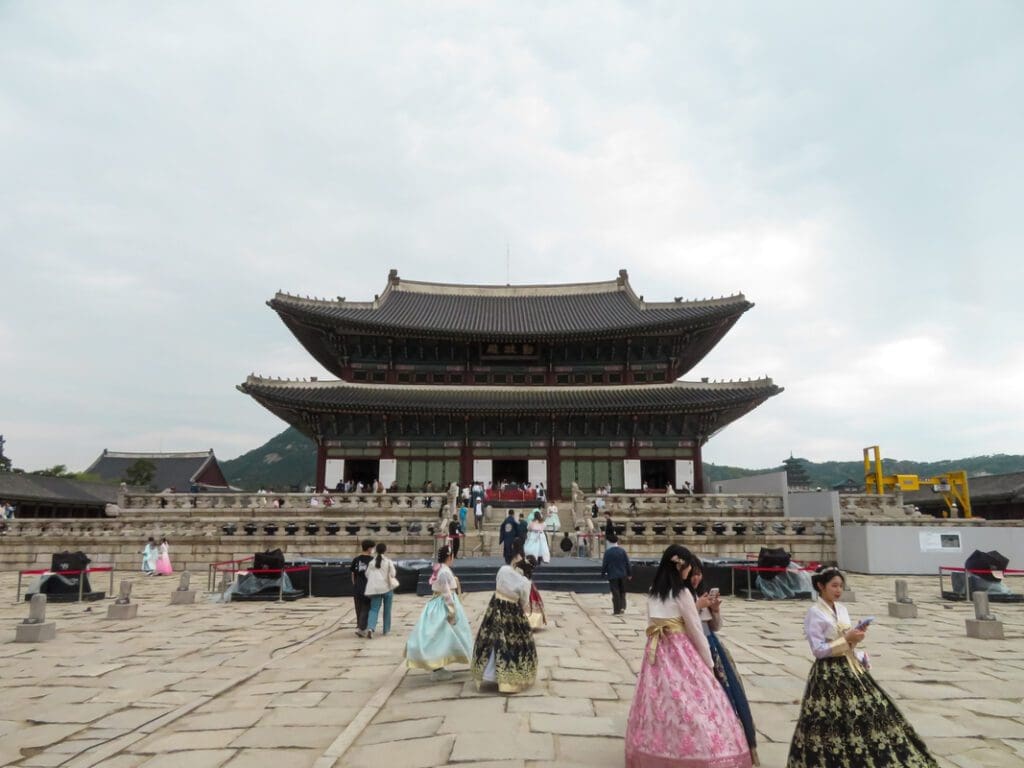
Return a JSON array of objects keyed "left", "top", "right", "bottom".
[
  {"left": 705, "top": 454, "right": 1024, "bottom": 490},
  {"left": 220, "top": 427, "right": 316, "bottom": 491},
  {"left": 222, "top": 427, "right": 1024, "bottom": 492}
]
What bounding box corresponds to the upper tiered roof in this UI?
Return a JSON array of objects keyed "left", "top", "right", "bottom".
[{"left": 269, "top": 269, "right": 751, "bottom": 339}]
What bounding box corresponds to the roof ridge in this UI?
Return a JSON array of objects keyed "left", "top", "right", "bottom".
[
  {"left": 242, "top": 375, "right": 778, "bottom": 390},
  {"left": 99, "top": 450, "right": 214, "bottom": 459}
]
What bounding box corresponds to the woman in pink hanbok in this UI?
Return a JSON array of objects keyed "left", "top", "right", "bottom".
[
  {"left": 154, "top": 537, "right": 173, "bottom": 575},
  {"left": 625, "top": 545, "right": 752, "bottom": 768}
]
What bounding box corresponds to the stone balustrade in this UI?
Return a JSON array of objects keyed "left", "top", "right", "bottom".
[
  {"left": 117, "top": 492, "right": 453, "bottom": 517},
  {"left": 0, "top": 513, "right": 835, "bottom": 572},
  {"left": 579, "top": 493, "right": 786, "bottom": 518}
]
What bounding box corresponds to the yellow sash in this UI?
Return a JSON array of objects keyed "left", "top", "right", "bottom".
[
  {"left": 494, "top": 591, "right": 519, "bottom": 603},
  {"left": 645, "top": 617, "right": 685, "bottom": 665}
]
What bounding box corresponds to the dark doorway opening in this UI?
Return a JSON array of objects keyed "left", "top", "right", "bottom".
[
  {"left": 492, "top": 459, "right": 529, "bottom": 486},
  {"left": 640, "top": 460, "right": 675, "bottom": 491},
  {"left": 345, "top": 459, "right": 380, "bottom": 488}
]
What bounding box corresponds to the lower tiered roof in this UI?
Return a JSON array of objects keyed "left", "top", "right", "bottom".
[{"left": 239, "top": 376, "right": 782, "bottom": 415}]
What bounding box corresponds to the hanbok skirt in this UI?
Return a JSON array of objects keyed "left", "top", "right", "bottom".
[
  {"left": 155, "top": 554, "right": 173, "bottom": 575},
  {"left": 626, "top": 631, "right": 752, "bottom": 768},
  {"left": 471, "top": 595, "right": 537, "bottom": 693},
  {"left": 405, "top": 594, "right": 473, "bottom": 671},
  {"left": 527, "top": 584, "right": 547, "bottom": 631},
  {"left": 786, "top": 656, "right": 938, "bottom": 768},
  {"left": 523, "top": 530, "right": 551, "bottom": 563},
  {"left": 708, "top": 632, "right": 759, "bottom": 766}
]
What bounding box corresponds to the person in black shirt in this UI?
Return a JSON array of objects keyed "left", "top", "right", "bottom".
[{"left": 352, "top": 539, "right": 375, "bottom": 637}]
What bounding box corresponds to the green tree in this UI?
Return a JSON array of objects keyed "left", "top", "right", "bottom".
[
  {"left": 123, "top": 459, "right": 157, "bottom": 488},
  {"left": 33, "top": 464, "right": 75, "bottom": 478}
]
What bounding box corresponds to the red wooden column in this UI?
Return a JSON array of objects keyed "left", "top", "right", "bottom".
[
  {"left": 460, "top": 417, "right": 473, "bottom": 484},
  {"left": 315, "top": 443, "right": 327, "bottom": 492},
  {"left": 693, "top": 442, "right": 704, "bottom": 493},
  {"left": 547, "top": 441, "right": 560, "bottom": 501}
]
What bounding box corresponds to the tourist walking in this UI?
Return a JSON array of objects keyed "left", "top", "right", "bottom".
[
  {"left": 601, "top": 533, "right": 631, "bottom": 614},
  {"left": 364, "top": 543, "right": 398, "bottom": 638},
  {"left": 688, "top": 558, "right": 759, "bottom": 765},
  {"left": 141, "top": 537, "right": 157, "bottom": 574},
  {"left": 474, "top": 498, "right": 484, "bottom": 530},
  {"left": 499, "top": 510, "right": 519, "bottom": 564},
  {"left": 470, "top": 544, "right": 538, "bottom": 693},
  {"left": 155, "top": 537, "right": 173, "bottom": 575},
  {"left": 351, "top": 539, "right": 375, "bottom": 637},
  {"left": 405, "top": 545, "right": 473, "bottom": 679},
  {"left": 786, "top": 566, "right": 938, "bottom": 768},
  {"left": 625, "top": 544, "right": 752, "bottom": 768},
  {"left": 448, "top": 515, "right": 463, "bottom": 560},
  {"left": 523, "top": 509, "right": 551, "bottom": 563}
]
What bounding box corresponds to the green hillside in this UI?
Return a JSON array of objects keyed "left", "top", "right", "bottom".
[
  {"left": 220, "top": 427, "right": 316, "bottom": 491},
  {"left": 221, "top": 427, "right": 1024, "bottom": 492}
]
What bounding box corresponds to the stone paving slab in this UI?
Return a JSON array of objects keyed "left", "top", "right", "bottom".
[{"left": 0, "top": 572, "right": 1022, "bottom": 767}]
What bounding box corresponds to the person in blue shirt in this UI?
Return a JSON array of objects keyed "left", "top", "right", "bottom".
[{"left": 601, "top": 533, "right": 631, "bottom": 615}]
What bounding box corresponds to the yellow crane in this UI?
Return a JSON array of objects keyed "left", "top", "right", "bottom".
[{"left": 863, "top": 445, "right": 972, "bottom": 518}]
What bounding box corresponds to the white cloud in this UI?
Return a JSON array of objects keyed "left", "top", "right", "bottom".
[{"left": 1, "top": 2, "right": 1022, "bottom": 472}]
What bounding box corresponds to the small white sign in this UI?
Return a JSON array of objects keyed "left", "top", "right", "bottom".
[{"left": 919, "top": 531, "right": 962, "bottom": 553}]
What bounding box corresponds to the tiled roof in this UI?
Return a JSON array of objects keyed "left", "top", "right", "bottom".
[
  {"left": 0, "top": 474, "right": 120, "bottom": 506},
  {"left": 903, "top": 471, "right": 1024, "bottom": 505},
  {"left": 269, "top": 270, "right": 751, "bottom": 338},
  {"left": 84, "top": 450, "right": 227, "bottom": 491},
  {"left": 238, "top": 376, "right": 782, "bottom": 415}
]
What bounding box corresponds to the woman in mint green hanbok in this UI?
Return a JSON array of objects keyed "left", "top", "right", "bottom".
[{"left": 405, "top": 545, "right": 473, "bottom": 679}]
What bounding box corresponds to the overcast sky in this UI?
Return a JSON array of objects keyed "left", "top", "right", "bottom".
[{"left": 2, "top": 2, "right": 1022, "bottom": 473}]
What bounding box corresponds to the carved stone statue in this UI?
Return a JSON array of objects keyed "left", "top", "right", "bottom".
[
  {"left": 26, "top": 594, "right": 47, "bottom": 624},
  {"left": 973, "top": 592, "right": 995, "bottom": 621},
  {"left": 894, "top": 579, "right": 913, "bottom": 604},
  {"left": 177, "top": 572, "right": 191, "bottom": 591},
  {"left": 115, "top": 580, "right": 133, "bottom": 605}
]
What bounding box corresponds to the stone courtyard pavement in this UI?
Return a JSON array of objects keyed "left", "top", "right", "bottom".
[{"left": 1, "top": 572, "right": 1022, "bottom": 768}]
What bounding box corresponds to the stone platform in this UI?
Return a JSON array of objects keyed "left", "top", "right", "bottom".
[{"left": 1, "top": 573, "right": 1022, "bottom": 767}]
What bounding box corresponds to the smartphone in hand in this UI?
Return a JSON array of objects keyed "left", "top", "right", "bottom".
[{"left": 855, "top": 616, "right": 875, "bottom": 631}]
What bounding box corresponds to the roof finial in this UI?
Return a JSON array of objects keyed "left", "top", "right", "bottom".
[{"left": 388, "top": 268, "right": 399, "bottom": 284}]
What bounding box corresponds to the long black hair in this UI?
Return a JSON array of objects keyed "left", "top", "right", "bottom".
[
  {"left": 514, "top": 554, "right": 538, "bottom": 580},
  {"left": 374, "top": 542, "right": 387, "bottom": 569},
  {"left": 649, "top": 544, "right": 694, "bottom": 601},
  {"left": 437, "top": 545, "right": 452, "bottom": 563},
  {"left": 684, "top": 554, "right": 706, "bottom": 597}
]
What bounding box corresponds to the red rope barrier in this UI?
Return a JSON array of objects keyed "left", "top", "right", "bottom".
[
  {"left": 241, "top": 566, "right": 312, "bottom": 575},
  {"left": 19, "top": 566, "right": 113, "bottom": 577}
]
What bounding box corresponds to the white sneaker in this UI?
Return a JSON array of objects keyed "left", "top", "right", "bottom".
[
  {"left": 431, "top": 668, "right": 453, "bottom": 681},
  {"left": 355, "top": 629, "right": 366, "bottom": 638}
]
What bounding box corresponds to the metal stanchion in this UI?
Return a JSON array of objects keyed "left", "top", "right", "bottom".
[
  {"left": 108, "top": 567, "right": 114, "bottom": 597},
  {"left": 16, "top": 571, "right": 23, "bottom": 604},
  {"left": 78, "top": 569, "right": 85, "bottom": 602},
  {"left": 278, "top": 569, "right": 284, "bottom": 602}
]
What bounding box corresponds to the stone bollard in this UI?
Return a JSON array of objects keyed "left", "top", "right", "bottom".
[
  {"left": 16, "top": 594, "right": 57, "bottom": 642},
  {"left": 170, "top": 571, "right": 197, "bottom": 605},
  {"left": 965, "top": 592, "right": 1004, "bottom": 640},
  {"left": 106, "top": 580, "right": 139, "bottom": 620},
  {"left": 888, "top": 579, "right": 918, "bottom": 619}
]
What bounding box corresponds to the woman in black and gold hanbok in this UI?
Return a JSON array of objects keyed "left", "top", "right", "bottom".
[
  {"left": 787, "top": 567, "right": 937, "bottom": 768},
  {"left": 470, "top": 548, "right": 538, "bottom": 693}
]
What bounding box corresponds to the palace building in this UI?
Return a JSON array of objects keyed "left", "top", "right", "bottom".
[{"left": 239, "top": 269, "right": 781, "bottom": 498}]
